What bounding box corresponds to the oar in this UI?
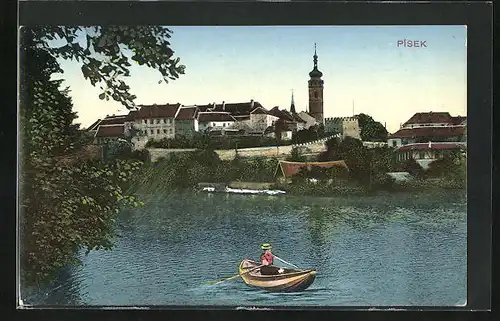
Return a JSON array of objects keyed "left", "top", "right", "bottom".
[
  {"left": 205, "top": 264, "right": 264, "bottom": 286},
  {"left": 273, "top": 255, "right": 300, "bottom": 269}
]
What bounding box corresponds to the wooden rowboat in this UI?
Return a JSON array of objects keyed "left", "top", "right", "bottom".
[{"left": 238, "top": 259, "right": 316, "bottom": 292}]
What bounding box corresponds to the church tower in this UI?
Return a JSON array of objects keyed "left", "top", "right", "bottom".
[
  {"left": 290, "top": 90, "right": 296, "bottom": 114},
  {"left": 308, "top": 43, "right": 324, "bottom": 125}
]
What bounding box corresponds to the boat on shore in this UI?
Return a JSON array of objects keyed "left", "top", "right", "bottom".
[
  {"left": 198, "top": 183, "right": 286, "bottom": 195},
  {"left": 238, "top": 259, "right": 316, "bottom": 292}
]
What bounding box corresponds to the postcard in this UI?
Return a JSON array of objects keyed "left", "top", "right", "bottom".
[{"left": 18, "top": 25, "right": 467, "bottom": 307}]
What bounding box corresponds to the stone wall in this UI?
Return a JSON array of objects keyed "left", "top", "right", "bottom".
[{"left": 146, "top": 135, "right": 336, "bottom": 162}]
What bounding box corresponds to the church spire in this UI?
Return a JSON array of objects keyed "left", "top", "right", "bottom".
[
  {"left": 290, "top": 90, "right": 296, "bottom": 114},
  {"left": 309, "top": 43, "right": 323, "bottom": 78},
  {"left": 313, "top": 43, "right": 318, "bottom": 68}
]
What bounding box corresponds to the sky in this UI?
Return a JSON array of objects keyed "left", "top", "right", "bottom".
[{"left": 54, "top": 26, "right": 467, "bottom": 134}]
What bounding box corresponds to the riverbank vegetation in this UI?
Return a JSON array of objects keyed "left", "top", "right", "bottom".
[
  {"left": 19, "top": 26, "right": 185, "bottom": 286},
  {"left": 144, "top": 124, "right": 333, "bottom": 150},
  {"left": 130, "top": 135, "right": 465, "bottom": 198}
]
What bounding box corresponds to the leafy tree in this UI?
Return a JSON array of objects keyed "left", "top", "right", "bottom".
[
  {"left": 286, "top": 147, "right": 307, "bottom": 162},
  {"left": 25, "top": 26, "right": 185, "bottom": 108},
  {"left": 355, "top": 113, "right": 389, "bottom": 142},
  {"left": 20, "top": 26, "right": 186, "bottom": 285},
  {"left": 403, "top": 158, "right": 424, "bottom": 177}
]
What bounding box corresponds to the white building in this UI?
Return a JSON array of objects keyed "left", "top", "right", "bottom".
[
  {"left": 197, "top": 111, "right": 236, "bottom": 133},
  {"left": 387, "top": 112, "right": 467, "bottom": 148}
]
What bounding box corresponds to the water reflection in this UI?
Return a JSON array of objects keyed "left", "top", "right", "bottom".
[{"left": 22, "top": 190, "right": 466, "bottom": 306}]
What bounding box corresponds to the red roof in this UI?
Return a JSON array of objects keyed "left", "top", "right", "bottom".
[
  {"left": 99, "top": 115, "right": 128, "bottom": 125},
  {"left": 211, "top": 101, "right": 264, "bottom": 116},
  {"left": 87, "top": 119, "right": 102, "bottom": 131},
  {"left": 197, "top": 112, "right": 236, "bottom": 122},
  {"left": 279, "top": 160, "right": 349, "bottom": 178},
  {"left": 250, "top": 106, "right": 270, "bottom": 115},
  {"left": 269, "top": 107, "right": 296, "bottom": 122},
  {"left": 389, "top": 126, "right": 465, "bottom": 138},
  {"left": 135, "top": 104, "right": 180, "bottom": 119},
  {"left": 397, "top": 143, "right": 466, "bottom": 151},
  {"left": 451, "top": 116, "right": 467, "bottom": 125},
  {"left": 126, "top": 110, "right": 139, "bottom": 121},
  {"left": 403, "top": 112, "right": 453, "bottom": 125},
  {"left": 176, "top": 107, "right": 198, "bottom": 120},
  {"left": 95, "top": 125, "right": 124, "bottom": 138}
]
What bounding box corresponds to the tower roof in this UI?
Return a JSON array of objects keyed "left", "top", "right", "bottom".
[
  {"left": 290, "top": 90, "right": 296, "bottom": 114},
  {"left": 309, "top": 43, "right": 323, "bottom": 78}
]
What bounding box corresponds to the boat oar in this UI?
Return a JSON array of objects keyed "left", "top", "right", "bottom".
[
  {"left": 274, "top": 255, "right": 300, "bottom": 269},
  {"left": 205, "top": 264, "right": 264, "bottom": 286}
]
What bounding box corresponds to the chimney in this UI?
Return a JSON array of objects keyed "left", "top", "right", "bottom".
[
  {"left": 250, "top": 99, "right": 254, "bottom": 108},
  {"left": 428, "top": 141, "right": 432, "bottom": 148},
  {"left": 222, "top": 101, "right": 226, "bottom": 111}
]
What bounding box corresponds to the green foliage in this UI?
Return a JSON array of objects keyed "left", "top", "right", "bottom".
[
  {"left": 292, "top": 124, "right": 328, "bottom": 144},
  {"left": 24, "top": 26, "right": 185, "bottom": 109},
  {"left": 316, "top": 137, "right": 397, "bottom": 188},
  {"left": 286, "top": 147, "right": 307, "bottom": 162},
  {"left": 355, "top": 113, "right": 388, "bottom": 142},
  {"left": 19, "top": 25, "right": 186, "bottom": 285},
  {"left": 402, "top": 158, "right": 425, "bottom": 178}
]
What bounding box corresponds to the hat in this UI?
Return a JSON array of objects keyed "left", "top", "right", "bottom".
[{"left": 260, "top": 243, "right": 272, "bottom": 250}]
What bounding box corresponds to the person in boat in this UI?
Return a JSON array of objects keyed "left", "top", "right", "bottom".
[{"left": 259, "top": 243, "right": 285, "bottom": 275}]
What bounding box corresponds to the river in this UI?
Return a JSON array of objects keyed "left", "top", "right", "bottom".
[{"left": 22, "top": 190, "right": 467, "bottom": 307}]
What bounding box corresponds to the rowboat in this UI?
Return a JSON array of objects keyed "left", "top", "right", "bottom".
[{"left": 238, "top": 259, "right": 316, "bottom": 292}]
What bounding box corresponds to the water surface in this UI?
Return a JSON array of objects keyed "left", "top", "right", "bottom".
[{"left": 22, "top": 190, "right": 467, "bottom": 307}]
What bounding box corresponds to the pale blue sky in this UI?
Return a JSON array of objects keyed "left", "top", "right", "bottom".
[{"left": 55, "top": 26, "right": 467, "bottom": 133}]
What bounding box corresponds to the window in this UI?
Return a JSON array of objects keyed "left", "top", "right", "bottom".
[
  {"left": 163, "top": 119, "right": 167, "bottom": 123},
  {"left": 223, "top": 123, "right": 226, "bottom": 127},
  {"left": 392, "top": 140, "right": 397, "bottom": 147},
  {"left": 163, "top": 129, "right": 167, "bottom": 134},
  {"left": 169, "top": 128, "right": 173, "bottom": 134},
  {"left": 314, "top": 91, "right": 318, "bottom": 99},
  {"left": 157, "top": 129, "right": 160, "bottom": 134},
  {"left": 156, "top": 119, "right": 160, "bottom": 124},
  {"left": 143, "top": 120, "right": 147, "bottom": 124},
  {"left": 212, "top": 122, "right": 216, "bottom": 126},
  {"left": 150, "top": 130, "right": 154, "bottom": 135}
]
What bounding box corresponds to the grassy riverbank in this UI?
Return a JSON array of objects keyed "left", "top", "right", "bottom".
[{"left": 126, "top": 143, "right": 466, "bottom": 198}]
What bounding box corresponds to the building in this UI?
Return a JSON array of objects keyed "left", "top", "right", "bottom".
[
  {"left": 88, "top": 114, "right": 129, "bottom": 144},
  {"left": 324, "top": 117, "right": 361, "bottom": 140},
  {"left": 297, "top": 111, "right": 318, "bottom": 130},
  {"left": 174, "top": 105, "right": 199, "bottom": 139},
  {"left": 388, "top": 112, "right": 466, "bottom": 148},
  {"left": 197, "top": 111, "right": 236, "bottom": 133},
  {"left": 388, "top": 111, "right": 467, "bottom": 168},
  {"left": 269, "top": 106, "right": 306, "bottom": 133},
  {"left": 308, "top": 44, "right": 324, "bottom": 125},
  {"left": 395, "top": 142, "right": 466, "bottom": 169},
  {"left": 133, "top": 103, "right": 180, "bottom": 139}
]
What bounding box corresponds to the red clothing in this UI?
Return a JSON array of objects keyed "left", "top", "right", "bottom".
[{"left": 261, "top": 252, "right": 274, "bottom": 265}]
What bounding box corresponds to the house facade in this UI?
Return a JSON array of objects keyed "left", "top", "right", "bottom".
[
  {"left": 324, "top": 117, "right": 361, "bottom": 140},
  {"left": 388, "top": 112, "right": 467, "bottom": 168},
  {"left": 249, "top": 106, "right": 279, "bottom": 133},
  {"left": 133, "top": 103, "right": 180, "bottom": 139},
  {"left": 395, "top": 142, "right": 466, "bottom": 169},
  {"left": 388, "top": 112, "right": 467, "bottom": 148},
  {"left": 174, "top": 106, "right": 199, "bottom": 139},
  {"left": 197, "top": 111, "right": 236, "bottom": 133}
]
